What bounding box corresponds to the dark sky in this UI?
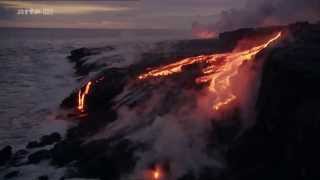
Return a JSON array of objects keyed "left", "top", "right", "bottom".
[{"left": 0, "top": 0, "right": 246, "bottom": 29}]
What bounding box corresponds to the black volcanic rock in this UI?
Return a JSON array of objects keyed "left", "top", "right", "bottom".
[
  {"left": 61, "top": 68, "right": 128, "bottom": 110},
  {"left": 49, "top": 138, "right": 138, "bottom": 179},
  {"left": 0, "top": 145, "right": 12, "bottom": 166},
  {"left": 40, "top": 132, "right": 61, "bottom": 146},
  {"left": 60, "top": 68, "right": 128, "bottom": 140},
  {"left": 68, "top": 47, "right": 100, "bottom": 62},
  {"left": 50, "top": 140, "right": 82, "bottom": 166},
  {"left": 28, "top": 150, "right": 51, "bottom": 164},
  {"left": 3, "top": 170, "right": 19, "bottom": 179},
  {"left": 26, "top": 141, "right": 41, "bottom": 149},
  {"left": 13, "top": 149, "right": 28, "bottom": 159},
  {"left": 10, "top": 149, "right": 28, "bottom": 166},
  {"left": 66, "top": 109, "right": 117, "bottom": 140},
  {"left": 2, "top": 21, "right": 320, "bottom": 180},
  {"left": 86, "top": 68, "right": 129, "bottom": 112},
  {"left": 9, "top": 22, "right": 313, "bottom": 180},
  {"left": 26, "top": 132, "right": 61, "bottom": 149},
  {"left": 225, "top": 22, "right": 320, "bottom": 180},
  {"left": 75, "top": 139, "right": 138, "bottom": 180},
  {"left": 67, "top": 46, "right": 115, "bottom": 76},
  {"left": 74, "top": 61, "right": 101, "bottom": 76}
]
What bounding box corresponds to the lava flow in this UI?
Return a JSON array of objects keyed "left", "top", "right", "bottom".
[
  {"left": 153, "top": 169, "right": 160, "bottom": 180},
  {"left": 77, "top": 81, "right": 92, "bottom": 112},
  {"left": 138, "top": 32, "right": 282, "bottom": 111},
  {"left": 152, "top": 166, "right": 162, "bottom": 180}
]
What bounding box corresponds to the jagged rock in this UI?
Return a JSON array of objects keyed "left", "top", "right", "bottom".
[
  {"left": 4, "top": 170, "right": 19, "bottom": 179},
  {"left": 0, "top": 145, "right": 12, "bottom": 166},
  {"left": 26, "top": 132, "right": 61, "bottom": 149},
  {"left": 28, "top": 150, "right": 51, "bottom": 164}
]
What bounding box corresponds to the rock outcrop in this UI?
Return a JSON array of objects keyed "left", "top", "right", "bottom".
[{"left": 225, "top": 22, "right": 320, "bottom": 180}]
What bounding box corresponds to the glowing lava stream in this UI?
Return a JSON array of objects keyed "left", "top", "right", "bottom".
[
  {"left": 153, "top": 170, "right": 160, "bottom": 179},
  {"left": 152, "top": 166, "right": 162, "bottom": 180},
  {"left": 138, "top": 32, "right": 282, "bottom": 111},
  {"left": 77, "top": 81, "right": 92, "bottom": 112}
]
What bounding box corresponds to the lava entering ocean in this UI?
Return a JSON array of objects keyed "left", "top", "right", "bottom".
[
  {"left": 138, "top": 32, "right": 282, "bottom": 111},
  {"left": 77, "top": 81, "right": 92, "bottom": 112},
  {"left": 153, "top": 167, "right": 161, "bottom": 180},
  {"left": 75, "top": 33, "right": 281, "bottom": 113}
]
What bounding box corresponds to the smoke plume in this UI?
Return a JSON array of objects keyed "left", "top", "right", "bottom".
[{"left": 192, "top": 0, "right": 320, "bottom": 36}]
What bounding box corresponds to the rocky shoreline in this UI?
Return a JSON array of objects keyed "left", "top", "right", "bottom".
[{"left": 1, "top": 22, "right": 320, "bottom": 180}]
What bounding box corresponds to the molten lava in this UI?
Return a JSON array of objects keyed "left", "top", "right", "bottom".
[
  {"left": 138, "top": 32, "right": 282, "bottom": 111},
  {"left": 77, "top": 81, "right": 92, "bottom": 112},
  {"left": 152, "top": 167, "right": 161, "bottom": 180},
  {"left": 153, "top": 170, "right": 160, "bottom": 179}
]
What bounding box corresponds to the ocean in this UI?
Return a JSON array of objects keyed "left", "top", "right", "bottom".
[{"left": 0, "top": 28, "right": 191, "bottom": 149}]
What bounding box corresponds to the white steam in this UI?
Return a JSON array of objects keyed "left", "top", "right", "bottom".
[{"left": 192, "top": 0, "right": 320, "bottom": 35}]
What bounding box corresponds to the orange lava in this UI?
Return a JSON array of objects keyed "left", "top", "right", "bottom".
[
  {"left": 153, "top": 170, "right": 160, "bottom": 179},
  {"left": 77, "top": 81, "right": 92, "bottom": 112},
  {"left": 152, "top": 167, "right": 161, "bottom": 180},
  {"left": 138, "top": 32, "right": 282, "bottom": 111}
]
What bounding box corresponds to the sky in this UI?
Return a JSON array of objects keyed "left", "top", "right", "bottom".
[{"left": 0, "top": 0, "right": 246, "bottom": 29}]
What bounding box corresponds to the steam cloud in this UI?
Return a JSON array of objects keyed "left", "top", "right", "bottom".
[
  {"left": 91, "top": 59, "right": 263, "bottom": 179},
  {"left": 192, "top": 0, "right": 320, "bottom": 36}
]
